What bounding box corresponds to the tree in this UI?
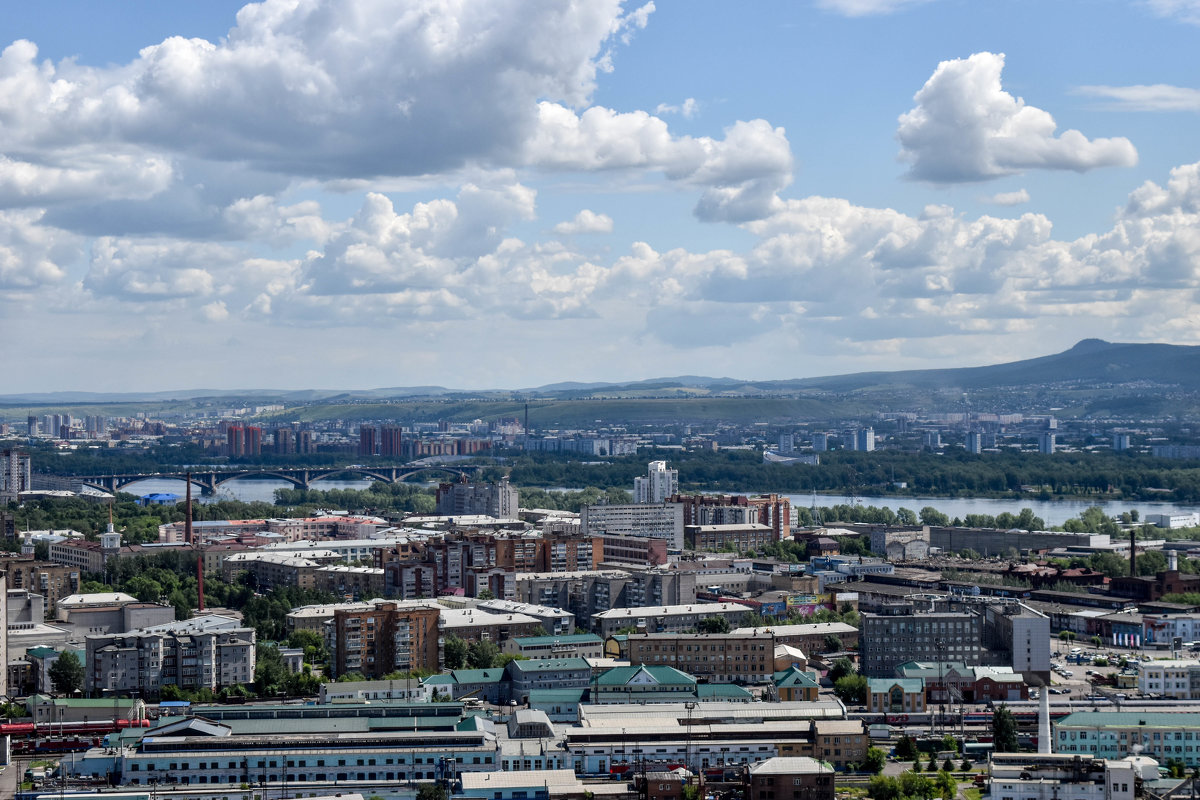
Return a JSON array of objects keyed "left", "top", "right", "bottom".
[
  {"left": 942, "top": 758, "right": 955, "bottom": 773},
  {"left": 824, "top": 633, "right": 843, "bottom": 653},
  {"left": 698, "top": 615, "right": 731, "bottom": 634},
  {"left": 960, "top": 758, "right": 972, "bottom": 772},
  {"left": 477, "top": 589, "right": 496, "bottom": 601},
  {"left": 416, "top": 784, "right": 448, "bottom": 800},
  {"left": 993, "top": 704, "right": 1019, "bottom": 752},
  {"left": 833, "top": 674, "right": 867, "bottom": 704},
  {"left": 895, "top": 735, "right": 917, "bottom": 761},
  {"left": 863, "top": 746, "right": 886, "bottom": 774},
  {"left": 919, "top": 507, "right": 951, "bottom": 527},
  {"left": 867, "top": 775, "right": 901, "bottom": 800},
  {"left": 288, "top": 628, "right": 328, "bottom": 665},
  {"left": 444, "top": 635, "right": 468, "bottom": 670},
  {"left": 829, "top": 657, "right": 856, "bottom": 683},
  {"left": 49, "top": 651, "right": 84, "bottom": 695},
  {"left": 935, "top": 770, "right": 957, "bottom": 800},
  {"left": 1058, "top": 630, "right": 1076, "bottom": 643},
  {"left": 940, "top": 734, "right": 958, "bottom": 754},
  {"left": 901, "top": 770, "right": 932, "bottom": 799},
  {"left": 467, "top": 639, "right": 500, "bottom": 670}
]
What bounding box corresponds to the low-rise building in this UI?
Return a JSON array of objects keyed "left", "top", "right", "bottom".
[
  {"left": 748, "top": 757, "right": 835, "bottom": 800},
  {"left": 505, "top": 657, "right": 592, "bottom": 704},
  {"left": 1054, "top": 711, "right": 1200, "bottom": 765},
  {"left": 989, "top": 752, "right": 1155, "bottom": 800},
  {"left": 503, "top": 633, "right": 604, "bottom": 660},
  {"left": 1137, "top": 659, "right": 1200, "bottom": 698},
  {"left": 624, "top": 631, "right": 776, "bottom": 684},
  {"left": 866, "top": 678, "right": 926, "bottom": 713}
]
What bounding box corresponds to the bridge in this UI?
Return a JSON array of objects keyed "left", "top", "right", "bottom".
[{"left": 72, "top": 461, "right": 483, "bottom": 495}]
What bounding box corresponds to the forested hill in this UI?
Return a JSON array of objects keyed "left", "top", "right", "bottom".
[{"left": 770, "top": 340, "right": 1200, "bottom": 392}]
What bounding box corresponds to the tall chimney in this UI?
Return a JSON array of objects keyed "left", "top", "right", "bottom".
[
  {"left": 185, "top": 473, "right": 193, "bottom": 544},
  {"left": 1170, "top": 549, "right": 1179, "bottom": 572},
  {"left": 1130, "top": 528, "right": 1136, "bottom": 577},
  {"left": 1038, "top": 687, "right": 1052, "bottom": 754}
]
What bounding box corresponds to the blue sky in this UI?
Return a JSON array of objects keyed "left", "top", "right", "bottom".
[{"left": 2, "top": 0, "right": 1199, "bottom": 392}]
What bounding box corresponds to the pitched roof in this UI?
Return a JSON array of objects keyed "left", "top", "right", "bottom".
[{"left": 593, "top": 664, "right": 696, "bottom": 686}]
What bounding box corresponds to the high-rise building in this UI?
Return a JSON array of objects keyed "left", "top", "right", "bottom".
[
  {"left": 380, "top": 426, "right": 404, "bottom": 457},
  {"left": 326, "top": 600, "right": 441, "bottom": 679},
  {"left": 634, "top": 460, "right": 678, "bottom": 504},
  {"left": 854, "top": 428, "right": 875, "bottom": 452},
  {"left": 226, "top": 425, "right": 245, "bottom": 457},
  {"left": 1039, "top": 432, "right": 1056, "bottom": 455},
  {"left": 1113, "top": 433, "right": 1131, "bottom": 451},
  {"left": 1, "top": 449, "right": 32, "bottom": 503},
  {"left": 359, "top": 425, "right": 378, "bottom": 457},
  {"left": 297, "top": 430, "right": 314, "bottom": 454},
  {"left": 965, "top": 431, "right": 982, "bottom": 454},
  {"left": 273, "top": 427, "right": 296, "bottom": 454},
  {"left": 924, "top": 431, "right": 942, "bottom": 449},
  {"left": 245, "top": 426, "right": 262, "bottom": 456},
  {"left": 26, "top": 415, "right": 37, "bottom": 435},
  {"left": 435, "top": 477, "right": 520, "bottom": 519},
  {"left": 811, "top": 432, "right": 828, "bottom": 452},
  {"left": 778, "top": 433, "right": 794, "bottom": 454}
]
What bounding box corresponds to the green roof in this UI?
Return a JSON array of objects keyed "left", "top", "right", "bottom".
[
  {"left": 697, "top": 684, "right": 753, "bottom": 700},
  {"left": 528, "top": 688, "right": 589, "bottom": 704},
  {"left": 774, "top": 667, "right": 820, "bottom": 689},
  {"left": 867, "top": 678, "right": 924, "bottom": 693},
  {"left": 593, "top": 664, "right": 696, "bottom": 686},
  {"left": 423, "top": 674, "right": 456, "bottom": 686},
  {"left": 505, "top": 657, "right": 591, "bottom": 673},
  {"left": 895, "top": 661, "right": 969, "bottom": 678},
  {"left": 512, "top": 633, "right": 602, "bottom": 646},
  {"left": 26, "top": 646, "right": 58, "bottom": 659},
  {"left": 451, "top": 668, "right": 505, "bottom": 683},
  {"left": 1057, "top": 712, "right": 1200, "bottom": 728}
]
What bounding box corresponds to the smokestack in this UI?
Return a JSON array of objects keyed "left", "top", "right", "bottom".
[
  {"left": 1130, "top": 528, "right": 1136, "bottom": 577},
  {"left": 1038, "top": 687, "right": 1052, "bottom": 754},
  {"left": 1170, "top": 549, "right": 1179, "bottom": 572},
  {"left": 185, "top": 473, "right": 193, "bottom": 544}
]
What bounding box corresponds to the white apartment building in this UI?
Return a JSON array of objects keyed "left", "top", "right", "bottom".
[
  {"left": 634, "top": 461, "right": 678, "bottom": 504},
  {"left": 581, "top": 502, "right": 684, "bottom": 549},
  {"left": 1138, "top": 659, "right": 1200, "bottom": 698}
]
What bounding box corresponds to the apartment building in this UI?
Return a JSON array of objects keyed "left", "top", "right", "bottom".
[
  {"left": 85, "top": 614, "right": 255, "bottom": 695},
  {"left": 860, "top": 611, "right": 983, "bottom": 678},
  {"left": 313, "top": 565, "right": 386, "bottom": 599},
  {"left": 435, "top": 477, "right": 519, "bottom": 519},
  {"left": 516, "top": 568, "right": 698, "bottom": 627},
  {"left": 732, "top": 622, "right": 859, "bottom": 655},
  {"left": 4, "top": 558, "right": 80, "bottom": 612},
  {"left": 581, "top": 503, "right": 685, "bottom": 550},
  {"left": 326, "top": 600, "right": 441, "bottom": 679},
  {"left": 670, "top": 493, "right": 791, "bottom": 543},
  {"left": 221, "top": 552, "right": 325, "bottom": 591},
  {"left": 685, "top": 523, "right": 776, "bottom": 553},
  {"left": 592, "top": 602, "right": 754, "bottom": 638},
  {"left": 624, "top": 631, "right": 776, "bottom": 684},
  {"left": 478, "top": 599, "right": 575, "bottom": 635},
  {"left": 503, "top": 633, "right": 604, "bottom": 660}
]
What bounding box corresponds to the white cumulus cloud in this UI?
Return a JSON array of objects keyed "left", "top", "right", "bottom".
[
  {"left": 983, "top": 189, "right": 1031, "bottom": 206},
  {"left": 554, "top": 210, "right": 614, "bottom": 234},
  {"left": 898, "top": 52, "right": 1138, "bottom": 183}
]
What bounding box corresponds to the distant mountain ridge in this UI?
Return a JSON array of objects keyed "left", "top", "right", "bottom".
[{"left": 4, "top": 340, "right": 1199, "bottom": 405}]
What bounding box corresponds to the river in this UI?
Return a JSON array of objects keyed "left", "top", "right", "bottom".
[{"left": 120, "top": 478, "right": 1198, "bottom": 527}]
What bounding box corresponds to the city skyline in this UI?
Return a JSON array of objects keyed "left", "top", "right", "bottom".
[{"left": 3, "top": 0, "right": 1200, "bottom": 392}]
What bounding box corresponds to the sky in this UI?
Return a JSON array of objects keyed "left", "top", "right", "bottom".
[{"left": 3, "top": 0, "right": 1200, "bottom": 393}]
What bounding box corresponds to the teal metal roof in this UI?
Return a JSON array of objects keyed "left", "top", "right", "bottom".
[
  {"left": 528, "top": 688, "right": 589, "bottom": 703},
  {"left": 697, "top": 684, "right": 753, "bottom": 700},
  {"left": 451, "top": 668, "right": 505, "bottom": 683},
  {"left": 1057, "top": 712, "right": 1200, "bottom": 728},
  {"left": 774, "top": 667, "right": 820, "bottom": 688},
  {"left": 867, "top": 678, "right": 924, "bottom": 693},
  {"left": 505, "top": 657, "right": 591, "bottom": 673},
  {"left": 512, "top": 633, "right": 602, "bottom": 646},
  {"left": 593, "top": 664, "right": 695, "bottom": 686}
]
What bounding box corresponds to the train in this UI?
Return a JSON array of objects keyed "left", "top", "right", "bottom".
[{"left": 0, "top": 717, "right": 150, "bottom": 747}]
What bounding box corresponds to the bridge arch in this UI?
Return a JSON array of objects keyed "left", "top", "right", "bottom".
[{"left": 210, "top": 471, "right": 310, "bottom": 491}]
